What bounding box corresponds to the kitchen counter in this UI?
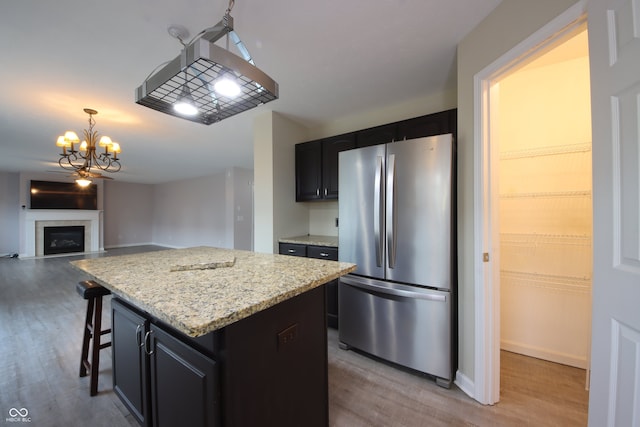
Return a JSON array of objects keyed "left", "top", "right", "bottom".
[
  {"left": 279, "top": 234, "right": 338, "bottom": 247},
  {"left": 71, "top": 246, "right": 355, "bottom": 337}
]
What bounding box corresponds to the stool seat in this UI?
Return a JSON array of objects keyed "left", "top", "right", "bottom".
[
  {"left": 77, "top": 280, "right": 111, "bottom": 299},
  {"left": 77, "top": 280, "right": 111, "bottom": 396}
]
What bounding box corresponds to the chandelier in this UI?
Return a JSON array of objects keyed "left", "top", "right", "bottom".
[
  {"left": 55, "top": 108, "right": 122, "bottom": 187},
  {"left": 135, "top": 0, "right": 278, "bottom": 125}
]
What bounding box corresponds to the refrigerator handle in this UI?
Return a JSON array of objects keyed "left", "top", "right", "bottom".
[
  {"left": 341, "top": 276, "right": 447, "bottom": 302},
  {"left": 387, "top": 154, "right": 396, "bottom": 268},
  {"left": 374, "top": 155, "right": 384, "bottom": 267}
]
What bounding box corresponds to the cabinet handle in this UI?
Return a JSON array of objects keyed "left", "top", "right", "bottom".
[
  {"left": 316, "top": 188, "right": 320, "bottom": 196},
  {"left": 135, "top": 324, "right": 144, "bottom": 348},
  {"left": 143, "top": 330, "right": 154, "bottom": 355},
  {"left": 320, "top": 252, "right": 329, "bottom": 257},
  {"left": 288, "top": 249, "right": 296, "bottom": 254},
  {"left": 324, "top": 188, "right": 328, "bottom": 196}
]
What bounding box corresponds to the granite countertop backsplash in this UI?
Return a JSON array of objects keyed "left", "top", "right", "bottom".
[
  {"left": 71, "top": 246, "right": 355, "bottom": 337},
  {"left": 279, "top": 235, "right": 338, "bottom": 247}
]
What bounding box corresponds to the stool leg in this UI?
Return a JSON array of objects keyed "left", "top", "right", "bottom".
[
  {"left": 79, "top": 297, "right": 94, "bottom": 378},
  {"left": 90, "top": 296, "right": 103, "bottom": 396}
]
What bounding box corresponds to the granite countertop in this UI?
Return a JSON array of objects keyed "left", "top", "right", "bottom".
[
  {"left": 71, "top": 246, "right": 355, "bottom": 337},
  {"left": 279, "top": 235, "right": 338, "bottom": 247}
]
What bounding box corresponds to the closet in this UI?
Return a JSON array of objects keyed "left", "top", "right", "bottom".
[{"left": 497, "top": 29, "right": 592, "bottom": 369}]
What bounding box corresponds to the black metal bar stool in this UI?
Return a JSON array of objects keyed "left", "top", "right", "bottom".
[{"left": 77, "top": 280, "right": 112, "bottom": 396}]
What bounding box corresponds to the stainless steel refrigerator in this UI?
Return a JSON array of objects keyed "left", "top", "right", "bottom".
[{"left": 338, "top": 134, "right": 456, "bottom": 387}]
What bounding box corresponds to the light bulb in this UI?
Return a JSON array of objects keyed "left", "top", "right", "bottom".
[
  {"left": 174, "top": 101, "right": 198, "bottom": 116},
  {"left": 75, "top": 178, "right": 92, "bottom": 187},
  {"left": 213, "top": 75, "right": 241, "bottom": 98},
  {"left": 174, "top": 84, "right": 198, "bottom": 116}
]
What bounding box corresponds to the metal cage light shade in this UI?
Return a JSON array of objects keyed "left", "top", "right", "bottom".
[{"left": 135, "top": 15, "right": 279, "bottom": 125}]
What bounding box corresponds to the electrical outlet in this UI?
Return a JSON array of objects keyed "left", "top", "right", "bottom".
[{"left": 277, "top": 323, "right": 298, "bottom": 349}]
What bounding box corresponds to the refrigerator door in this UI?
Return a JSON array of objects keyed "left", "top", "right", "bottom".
[
  {"left": 339, "top": 144, "right": 386, "bottom": 279},
  {"left": 385, "top": 135, "right": 453, "bottom": 290},
  {"left": 339, "top": 275, "right": 452, "bottom": 383}
]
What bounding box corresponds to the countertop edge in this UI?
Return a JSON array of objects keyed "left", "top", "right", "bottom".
[{"left": 279, "top": 235, "right": 338, "bottom": 248}]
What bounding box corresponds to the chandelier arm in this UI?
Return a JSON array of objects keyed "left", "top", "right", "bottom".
[{"left": 58, "top": 152, "right": 87, "bottom": 171}]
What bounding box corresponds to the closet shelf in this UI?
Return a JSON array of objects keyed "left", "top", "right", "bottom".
[
  {"left": 500, "top": 190, "right": 591, "bottom": 199},
  {"left": 501, "top": 270, "right": 591, "bottom": 293},
  {"left": 501, "top": 233, "right": 591, "bottom": 247},
  {"left": 500, "top": 142, "right": 591, "bottom": 160}
]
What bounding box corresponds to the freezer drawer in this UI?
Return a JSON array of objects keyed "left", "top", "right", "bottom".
[{"left": 338, "top": 275, "right": 451, "bottom": 383}]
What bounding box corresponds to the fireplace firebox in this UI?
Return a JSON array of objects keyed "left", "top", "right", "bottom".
[{"left": 43, "top": 226, "right": 85, "bottom": 255}]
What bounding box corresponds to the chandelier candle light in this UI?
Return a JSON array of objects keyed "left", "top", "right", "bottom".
[{"left": 55, "top": 108, "right": 122, "bottom": 186}]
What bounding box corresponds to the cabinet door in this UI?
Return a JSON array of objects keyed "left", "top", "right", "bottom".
[
  {"left": 112, "top": 298, "right": 149, "bottom": 426},
  {"left": 356, "top": 123, "right": 398, "bottom": 148},
  {"left": 295, "top": 140, "right": 322, "bottom": 201},
  {"left": 149, "top": 324, "right": 220, "bottom": 427},
  {"left": 307, "top": 246, "right": 339, "bottom": 328},
  {"left": 397, "top": 109, "right": 456, "bottom": 140},
  {"left": 322, "top": 134, "right": 355, "bottom": 199},
  {"left": 278, "top": 243, "right": 307, "bottom": 257}
]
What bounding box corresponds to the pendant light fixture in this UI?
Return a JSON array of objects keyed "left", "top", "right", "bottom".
[{"left": 135, "top": 0, "right": 278, "bottom": 125}]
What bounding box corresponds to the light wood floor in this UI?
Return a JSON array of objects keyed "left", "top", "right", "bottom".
[{"left": 0, "top": 246, "right": 588, "bottom": 426}]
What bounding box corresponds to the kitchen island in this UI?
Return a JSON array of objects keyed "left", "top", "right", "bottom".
[{"left": 71, "top": 246, "right": 355, "bottom": 427}]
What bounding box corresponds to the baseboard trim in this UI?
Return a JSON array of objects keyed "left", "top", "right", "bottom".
[
  {"left": 454, "top": 370, "right": 476, "bottom": 401},
  {"left": 501, "top": 340, "right": 588, "bottom": 369}
]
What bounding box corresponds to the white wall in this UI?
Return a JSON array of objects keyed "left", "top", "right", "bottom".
[
  {"left": 225, "top": 167, "right": 254, "bottom": 250},
  {"left": 0, "top": 172, "right": 20, "bottom": 254},
  {"left": 308, "top": 201, "right": 339, "bottom": 236},
  {"left": 152, "top": 173, "right": 229, "bottom": 248},
  {"left": 253, "top": 111, "right": 309, "bottom": 253},
  {"left": 103, "top": 180, "right": 154, "bottom": 248},
  {"left": 457, "top": 0, "right": 581, "bottom": 384}
]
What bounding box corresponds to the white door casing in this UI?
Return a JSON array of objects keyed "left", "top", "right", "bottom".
[{"left": 587, "top": 0, "right": 640, "bottom": 425}]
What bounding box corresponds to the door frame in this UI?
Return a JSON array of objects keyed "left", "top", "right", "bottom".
[{"left": 473, "top": 1, "right": 588, "bottom": 405}]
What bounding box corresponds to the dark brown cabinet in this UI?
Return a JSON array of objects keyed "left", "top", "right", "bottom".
[
  {"left": 295, "top": 140, "right": 322, "bottom": 201},
  {"left": 397, "top": 109, "right": 456, "bottom": 140},
  {"left": 278, "top": 243, "right": 307, "bottom": 257},
  {"left": 356, "top": 123, "right": 398, "bottom": 148},
  {"left": 113, "top": 288, "right": 328, "bottom": 427},
  {"left": 321, "top": 134, "right": 356, "bottom": 199},
  {"left": 295, "top": 109, "right": 456, "bottom": 201},
  {"left": 295, "top": 134, "right": 355, "bottom": 201},
  {"left": 112, "top": 298, "right": 220, "bottom": 427},
  {"left": 148, "top": 325, "right": 220, "bottom": 427},
  {"left": 112, "top": 298, "right": 149, "bottom": 426},
  {"left": 279, "top": 243, "right": 339, "bottom": 328}
]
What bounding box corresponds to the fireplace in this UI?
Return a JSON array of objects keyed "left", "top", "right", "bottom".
[{"left": 43, "top": 226, "right": 85, "bottom": 255}]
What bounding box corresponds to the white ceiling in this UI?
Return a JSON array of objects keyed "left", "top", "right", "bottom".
[{"left": 0, "top": 0, "right": 502, "bottom": 184}]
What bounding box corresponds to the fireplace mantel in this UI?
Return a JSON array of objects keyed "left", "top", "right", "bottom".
[{"left": 22, "top": 209, "right": 102, "bottom": 257}]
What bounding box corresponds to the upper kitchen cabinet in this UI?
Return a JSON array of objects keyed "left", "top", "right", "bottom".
[
  {"left": 397, "top": 109, "right": 457, "bottom": 140},
  {"left": 295, "top": 139, "right": 323, "bottom": 201},
  {"left": 322, "top": 134, "right": 356, "bottom": 199},
  {"left": 295, "top": 109, "right": 456, "bottom": 202},
  {"left": 356, "top": 123, "right": 398, "bottom": 148},
  {"left": 296, "top": 133, "right": 355, "bottom": 201}
]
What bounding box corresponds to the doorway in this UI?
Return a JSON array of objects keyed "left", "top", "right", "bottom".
[
  {"left": 473, "top": 4, "right": 591, "bottom": 405},
  {"left": 496, "top": 28, "right": 592, "bottom": 371}
]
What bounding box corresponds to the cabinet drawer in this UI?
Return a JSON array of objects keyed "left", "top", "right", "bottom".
[
  {"left": 307, "top": 246, "right": 338, "bottom": 261},
  {"left": 279, "top": 243, "right": 307, "bottom": 257}
]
